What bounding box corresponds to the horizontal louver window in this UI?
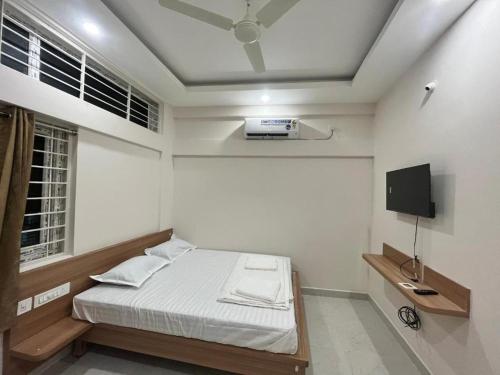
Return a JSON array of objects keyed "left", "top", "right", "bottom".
[
  {"left": 130, "top": 89, "right": 160, "bottom": 132},
  {"left": 1, "top": 13, "right": 82, "bottom": 97},
  {"left": 39, "top": 40, "right": 82, "bottom": 97},
  {"left": 84, "top": 62, "right": 128, "bottom": 118},
  {"left": 0, "top": 4, "right": 160, "bottom": 132},
  {"left": 1, "top": 18, "right": 29, "bottom": 74}
]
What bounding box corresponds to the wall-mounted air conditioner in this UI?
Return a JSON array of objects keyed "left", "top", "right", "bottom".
[{"left": 244, "top": 118, "right": 299, "bottom": 139}]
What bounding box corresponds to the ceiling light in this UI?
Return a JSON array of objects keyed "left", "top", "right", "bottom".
[
  {"left": 260, "top": 94, "right": 270, "bottom": 103},
  {"left": 83, "top": 22, "right": 100, "bottom": 37}
]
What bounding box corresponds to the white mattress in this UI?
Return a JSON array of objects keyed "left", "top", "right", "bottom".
[{"left": 72, "top": 249, "right": 298, "bottom": 354}]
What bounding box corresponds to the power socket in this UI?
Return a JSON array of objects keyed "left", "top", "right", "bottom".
[
  {"left": 34, "top": 282, "right": 70, "bottom": 308},
  {"left": 17, "top": 297, "right": 32, "bottom": 316}
]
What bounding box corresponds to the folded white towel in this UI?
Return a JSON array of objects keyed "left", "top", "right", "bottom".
[
  {"left": 245, "top": 255, "right": 278, "bottom": 271},
  {"left": 232, "top": 277, "right": 281, "bottom": 303},
  {"left": 218, "top": 254, "right": 293, "bottom": 310}
]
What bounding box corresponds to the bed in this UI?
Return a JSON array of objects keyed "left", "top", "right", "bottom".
[
  {"left": 73, "top": 249, "right": 298, "bottom": 354},
  {"left": 5, "top": 229, "right": 309, "bottom": 375}
]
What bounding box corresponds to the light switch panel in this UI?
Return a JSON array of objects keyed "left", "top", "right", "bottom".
[
  {"left": 17, "top": 297, "right": 32, "bottom": 316},
  {"left": 34, "top": 282, "right": 70, "bottom": 308}
]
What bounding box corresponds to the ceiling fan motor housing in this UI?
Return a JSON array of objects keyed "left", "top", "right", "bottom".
[{"left": 234, "top": 20, "right": 261, "bottom": 44}]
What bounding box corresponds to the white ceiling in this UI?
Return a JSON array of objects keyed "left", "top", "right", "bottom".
[
  {"left": 101, "top": 0, "right": 397, "bottom": 85},
  {"left": 20, "top": 0, "right": 477, "bottom": 106}
]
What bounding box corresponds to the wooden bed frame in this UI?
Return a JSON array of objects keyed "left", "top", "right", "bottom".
[{"left": 4, "top": 229, "right": 310, "bottom": 375}]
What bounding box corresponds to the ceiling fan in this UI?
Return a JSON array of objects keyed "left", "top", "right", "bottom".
[{"left": 158, "top": 0, "right": 301, "bottom": 73}]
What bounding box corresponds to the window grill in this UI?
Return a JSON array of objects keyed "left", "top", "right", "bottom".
[
  {"left": 21, "top": 122, "right": 74, "bottom": 264},
  {"left": 1, "top": 14, "right": 82, "bottom": 97},
  {"left": 0, "top": 3, "right": 160, "bottom": 132},
  {"left": 130, "top": 88, "right": 160, "bottom": 132},
  {"left": 84, "top": 59, "right": 128, "bottom": 118}
]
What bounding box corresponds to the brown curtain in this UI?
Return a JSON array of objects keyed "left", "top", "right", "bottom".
[{"left": 0, "top": 108, "right": 34, "bottom": 332}]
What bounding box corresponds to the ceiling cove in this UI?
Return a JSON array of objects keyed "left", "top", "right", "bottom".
[
  {"left": 21, "top": 0, "right": 478, "bottom": 105},
  {"left": 101, "top": 0, "right": 398, "bottom": 87}
]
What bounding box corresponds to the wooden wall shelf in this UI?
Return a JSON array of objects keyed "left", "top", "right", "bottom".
[
  {"left": 363, "top": 244, "right": 470, "bottom": 318},
  {"left": 10, "top": 317, "right": 92, "bottom": 362}
]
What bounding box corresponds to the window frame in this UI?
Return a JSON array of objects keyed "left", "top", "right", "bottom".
[{"left": 20, "top": 120, "right": 77, "bottom": 270}]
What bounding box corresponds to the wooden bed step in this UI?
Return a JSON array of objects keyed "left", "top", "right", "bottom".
[{"left": 10, "top": 317, "right": 92, "bottom": 362}]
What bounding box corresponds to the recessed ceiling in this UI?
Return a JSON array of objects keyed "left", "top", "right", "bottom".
[
  {"left": 102, "top": 0, "right": 397, "bottom": 85},
  {"left": 23, "top": 0, "right": 477, "bottom": 106}
]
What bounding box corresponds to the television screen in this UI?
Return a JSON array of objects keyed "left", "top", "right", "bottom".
[{"left": 386, "top": 164, "right": 435, "bottom": 218}]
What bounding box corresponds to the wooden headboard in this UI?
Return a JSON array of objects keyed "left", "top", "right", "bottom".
[{"left": 8, "top": 229, "right": 172, "bottom": 349}]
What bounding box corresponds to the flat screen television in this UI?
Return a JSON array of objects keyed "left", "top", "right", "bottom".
[{"left": 386, "top": 163, "right": 435, "bottom": 218}]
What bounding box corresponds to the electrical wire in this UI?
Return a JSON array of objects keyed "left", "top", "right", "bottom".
[
  {"left": 398, "top": 305, "right": 421, "bottom": 330},
  {"left": 413, "top": 216, "right": 419, "bottom": 258},
  {"left": 398, "top": 218, "right": 423, "bottom": 330},
  {"left": 399, "top": 216, "right": 420, "bottom": 282},
  {"left": 399, "top": 258, "right": 418, "bottom": 282}
]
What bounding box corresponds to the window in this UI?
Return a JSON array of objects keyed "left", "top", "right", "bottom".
[
  {"left": 21, "top": 122, "right": 76, "bottom": 265},
  {"left": 83, "top": 59, "right": 128, "bottom": 119},
  {"left": 1, "top": 12, "right": 83, "bottom": 97},
  {"left": 0, "top": 3, "right": 161, "bottom": 132},
  {"left": 130, "top": 89, "right": 160, "bottom": 132},
  {"left": 39, "top": 39, "right": 82, "bottom": 97},
  {"left": 0, "top": 18, "right": 29, "bottom": 74}
]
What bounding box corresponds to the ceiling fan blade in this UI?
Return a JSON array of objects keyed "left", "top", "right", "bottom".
[
  {"left": 159, "top": 0, "right": 233, "bottom": 30},
  {"left": 244, "top": 42, "right": 266, "bottom": 73},
  {"left": 256, "top": 0, "right": 300, "bottom": 28}
]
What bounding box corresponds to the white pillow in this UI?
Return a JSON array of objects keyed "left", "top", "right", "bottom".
[
  {"left": 144, "top": 235, "right": 196, "bottom": 261},
  {"left": 90, "top": 255, "right": 170, "bottom": 287}
]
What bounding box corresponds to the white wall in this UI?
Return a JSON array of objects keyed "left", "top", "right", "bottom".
[
  {"left": 173, "top": 105, "right": 374, "bottom": 291},
  {"left": 0, "top": 59, "right": 175, "bottom": 375},
  {"left": 370, "top": 1, "right": 500, "bottom": 374},
  {"left": 174, "top": 157, "right": 372, "bottom": 291},
  {"left": 0, "top": 66, "right": 176, "bottom": 256},
  {"left": 0, "top": 24, "right": 176, "bottom": 374},
  {"left": 159, "top": 105, "right": 175, "bottom": 230},
  {"left": 72, "top": 106, "right": 175, "bottom": 253},
  {"left": 72, "top": 128, "right": 161, "bottom": 253},
  {"left": 0, "top": 66, "right": 163, "bottom": 151},
  {"left": 0, "top": 66, "right": 175, "bottom": 256},
  {"left": 173, "top": 104, "right": 374, "bottom": 158},
  {"left": 74, "top": 110, "right": 173, "bottom": 254},
  {"left": 71, "top": 107, "right": 175, "bottom": 253}
]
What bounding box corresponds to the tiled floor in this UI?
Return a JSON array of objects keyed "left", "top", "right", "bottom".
[
  {"left": 303, "top": 295, "right": 423, "bottom": 375},
  {"left": 41, "top": 295, "right": 424, "bottom": 375}
]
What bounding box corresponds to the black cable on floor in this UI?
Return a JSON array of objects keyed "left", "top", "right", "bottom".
[{"left": 398, "top": 305, "right": 421, "bottom": 330}]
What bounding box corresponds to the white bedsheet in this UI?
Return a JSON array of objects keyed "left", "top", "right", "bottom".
[{"left": 72, "top": 249, "right": 298, "bottom": 354}]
